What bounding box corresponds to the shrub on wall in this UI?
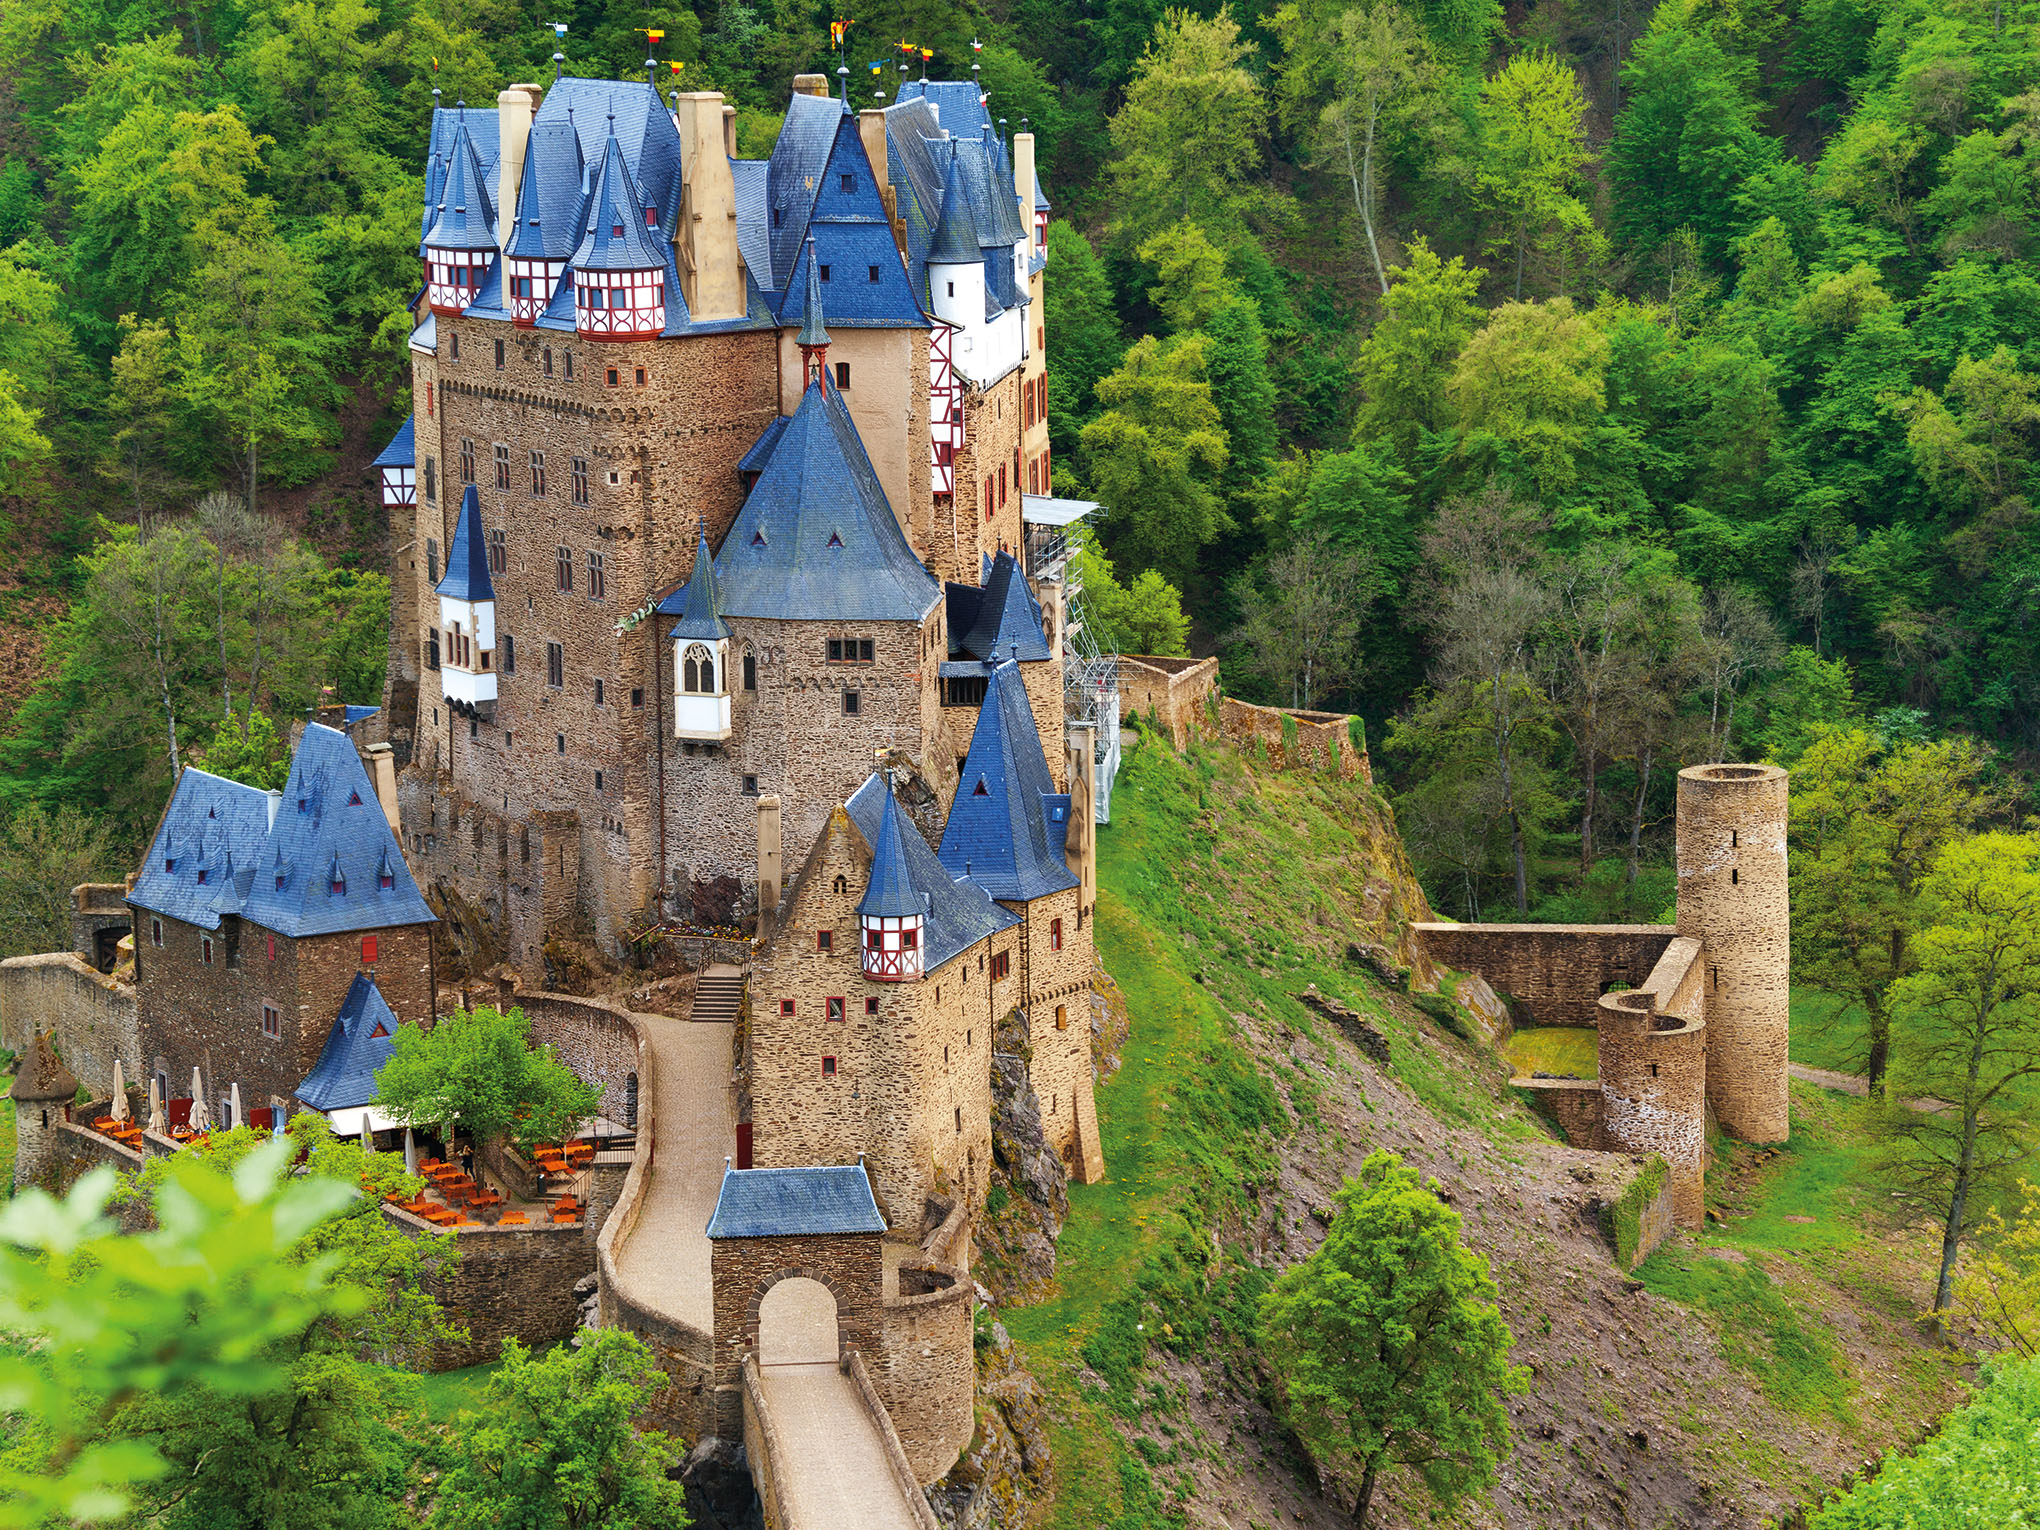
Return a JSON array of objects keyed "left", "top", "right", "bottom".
[{"left": 1608, "top": 1155, "right": 1670, "bottom": 1270}]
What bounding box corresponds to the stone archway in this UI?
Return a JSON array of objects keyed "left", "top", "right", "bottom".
[{"left": 756, "top": 1276, "right": 840, "bottom": 1365}]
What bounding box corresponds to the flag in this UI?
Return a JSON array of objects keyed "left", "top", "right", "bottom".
[
  {"left": 830, "top": 19, "right": 850, "bottom": 45},
  {"left": 551, "top": 20, "right": 568, "bottom": 37},
  {"left": 971, "top": 36, "right": 982, "bottom": 50},
  {"left": 869, "top": 60, "right": 884, "bottom": 74},
  {"left": 647, "top": 27, "right": 663, "bottom": 40},
  {"left": 431, "top": 55, "right": 439, "bottom": 70},
  {"left": 669, "top": 60, "right": 684, "bottom": 73},
  {"left": 921, "top": 47, "right": 933, "bottom": 59}
]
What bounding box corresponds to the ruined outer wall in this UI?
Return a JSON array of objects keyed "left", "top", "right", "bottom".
[
  {"left": 1677, "top": 764, "right": 1789, "bottom": 1143},
  {"left": 1217, "top": 699, "right": 1369, "bottom": 780},
  {"left": 874, "top": 1262, "right": 974, "bottom": 1483},
  {"left": 1596, "top": 991, "right": 1707, "bottom": 1228},
  {"left": 1514, "top": 1078, "right": 1604, "bottom": 1149},
  {"left": 1412, "top": 925, "right": 1678, "bottom": 1029},
  {"left": 0, "top": 954, "right": 137, "bottom": 1099},
  {"left": 1117, "top": 655, "right": 1218, "bottom": 751}
]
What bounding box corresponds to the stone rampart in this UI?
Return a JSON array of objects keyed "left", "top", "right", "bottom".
[
  {"left": 1412, "top": 924, "right": 1678, "bottom": 1029},
  {"left": 519, "top": 991, "right": 642, "bottom": 1128},
  {"left": 386, "top": 1206, "right": 594, "bottom": 1369},
  {"left": 1117, "top": 655, "right": 1218, "bottom": 750},
  {"left": 0, "top": 954, "right": 139, "bottom": 1101},
  {"left": 844, "top": 1349, "right": 945, "bottom": 1528},
  {"left": 1217, "top": 698, "right": 1370, "bottom": 780},
  {"left": 874, "top": 1259, "right": 974, "bottom": 1484},
  {"left": 1514, "top": 1078, "right": 1604, "bottom": 1148},
  {"left": 1596, "top": 990, "right": 1707, "bottom": 1228}
]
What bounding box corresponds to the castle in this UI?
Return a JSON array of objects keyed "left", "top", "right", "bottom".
[
  {"left": 7, "top": 64, "right": 1110, "bottom": 1522},
  {"left": 1414, "top": 763, "right": 1791, "bottom": 1229}
]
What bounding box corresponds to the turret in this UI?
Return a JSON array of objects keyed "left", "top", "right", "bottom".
[
  {"left": 665, "top": 522, "right": 733, "bottom": 742},
  {"left": 574, "top": 117, "right": 667, "bottom": 341},
  {"left": 504, "top": 118, "right": 583, "bottom": 326},
  {"left": 423, "top": 116, "right": 498, "bottom": 315},
  {"left": 436, "top": 486, "right": 497, "bottom": 721},
  {"left": 926, "top": 144, "right": 981, "bottom": 336},
  {"left": 859, "top": 786, "right": 924, "bottom": 981},
  {"left": 10, "top": 1030, "right": 80, "bottom": 1195},
  {"left": 796, "top": 237, "right": 830, "bottom": 388}
]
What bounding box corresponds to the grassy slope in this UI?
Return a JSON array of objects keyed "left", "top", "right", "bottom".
[{"left": 1008, "top": 736, "right": 1967, "bottom": 1529}]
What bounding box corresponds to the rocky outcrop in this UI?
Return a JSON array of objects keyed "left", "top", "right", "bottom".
[
  {"left": 978, "top": 1008, "right": 1069, "bottom": 1304},
  {"left": 927, "top": 1323, "right": 1052, "bottom": 1530}
]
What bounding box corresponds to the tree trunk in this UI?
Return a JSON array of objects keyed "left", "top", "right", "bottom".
[
  {"left": 1625, "top": 746, "right": 1653, "bottom": 887},
  {"left": 1579, "top": 750, "right": 1599, "bottom": 875},
  {"left": 1514, "top": 224, "right": 1527, "bottom": 301},
  {"left": 1863, "top": 1000, "right": 1889, "bottom": 1100},
  {"left": 1351, "top": 1457, "right": 1381, "bottom": 1529},
  {"left": 1933, "top": 1023, "right": 1990, "bottom": 1314}
]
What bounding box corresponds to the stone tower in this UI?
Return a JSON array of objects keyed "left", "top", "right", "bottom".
[
  {"left": 10, "top": 1030, "right": 80, "bottom": 1194},
  {"left": 1596, "top": 987, "right": 1707, "bottom": 1225},
  {"left": 1676, "top": 763, "right": 1790, "bottom": 1143}
]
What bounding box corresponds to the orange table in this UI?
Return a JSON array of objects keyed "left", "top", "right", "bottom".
[{"left": 499, "top": 1211, "right": 529, "bottom": 1226}]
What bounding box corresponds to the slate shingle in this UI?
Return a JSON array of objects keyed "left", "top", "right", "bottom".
[{"left": 706, "top": 1163, "right": 888, "bottom": 1238}]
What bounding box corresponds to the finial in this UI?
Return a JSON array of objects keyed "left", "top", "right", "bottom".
[
  {"left": 646, "top": 55, "right": 657, "bottom": 87},
  {"left": 669, "top": 88, "right": 680, "bottom": 110},
  {"left": 725, "top": 1154, "right": 733, "bottom": 1171},
  {"left": 1022, "top": 115, "right": 1029, "bottom": 131},
  {"left": 456, "top": 96, "right": 466, "bottom": 109},
  {"left": 553, "top": 50, "right": 565, "bottom": 81}
]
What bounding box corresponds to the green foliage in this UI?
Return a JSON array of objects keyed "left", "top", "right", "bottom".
[
  {"left": 0, "top": 802, "right": 120, "bottom": 958},
  {"left": 1259, "top": 1150, "right": 1525, "bottom": 1525},
  {"left": 1608, "top": 1154, "right": 1668, "bottom": 1270},
  {"left": 374, "top": 1004, "right": 600, "bottom": 1149},
  {"left": 0, "top": 1142, "right": 356, "bottom": 1525},
  {"left": 190, "top": 705, "right": 291, "bottom": 789},
  {"left": 1810, "top": 1357, "right": 2040, "bottom": 1526},
  {"left": 427, "top": 1331, "right": 688, "bottom": 1530},
  {"left": 1470, "top": 47, "right": 1602, "bottom": 299},
  {"left": 1075, "top": 534, "right": 1193, "bottom": 655},
  {"left": 1351, "top": 238, "right": 1485, "bottom": 454}
]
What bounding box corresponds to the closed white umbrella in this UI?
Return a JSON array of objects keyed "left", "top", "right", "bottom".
[
  {"left": 109, "top": 1059, "right": 129, "bottom": 1123},
  {"left": 146, "top": 1076, "right": 165, "bottom": 1135},
  {"left": 403, "top": 1128, "right": 418, "bottom": 1175},
  {"left": 188, "top": 1068, "right": 210, "bottom": 1134},
  {"left": 228, "top": 1082, "right": 243, "bottom": 1131},
  {"left": 360, "top": 1117, "right": 373, "bottom": 1153}
]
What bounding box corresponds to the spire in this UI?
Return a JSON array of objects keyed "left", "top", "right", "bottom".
[
  {"left": 928, "top": 143, "right": 977, "bottom": 266},
  {"left": 858, "top": 784, "right": 924, "bottom": 920},
  {"left": 798, "top": 236, "right": 830, "bottom": 385},
  {"left": 667, "top": 521, "right": 732, "bottom": 640},
  {"left": 436, "top": 485, "right": 495, "bottom": 601}
]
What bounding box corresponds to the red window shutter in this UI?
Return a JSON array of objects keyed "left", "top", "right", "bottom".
[
  {"left": 362, "top": 935, "right": 378, "bottom": 964},
  {"left": 736, "top": 1122, "right": 753, "bottom": 1169}
]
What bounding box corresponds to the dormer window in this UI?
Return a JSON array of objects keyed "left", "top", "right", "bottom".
[
  {"left": 298, "top": 797, "right": 309, "bottom": 813},
  {"left": 195, "top": 868, "right": 207, "bottom": 885},
  {"left": 331, "top": 873, "right": 346, "bottom": 895},
  {"left": 347, "top": 790, "right": 362, "bottom": 806},
  {"left": 380, "top": 871, "right": 395, "bottom": 890}
]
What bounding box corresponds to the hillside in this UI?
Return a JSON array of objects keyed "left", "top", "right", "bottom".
[{"left": 996, "top": 730, "right": 1968, "bottom": 1529}]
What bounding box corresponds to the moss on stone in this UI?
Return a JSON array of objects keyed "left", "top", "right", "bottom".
[{"left": 1609, "top": 1154, "right": 1670, "bottom": 1270}]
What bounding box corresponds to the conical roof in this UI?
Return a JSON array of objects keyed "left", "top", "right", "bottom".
[
  {"left": 436, "top": 486, "right": 494, "bottom": 602},
  {"left": 857, "top": 785, "right": 925, "bottom": 919},
  {"left": 956, "top": 550, "right": 1050, "bottom": 662},
  {"left": 506, "top": 118, "right": 588, "bottom": 261},
  {"left": 424, "top": 118, "right": 498, "bottom": 252},
  {"left": 938, "top": 661, "right": 1079, "bottom": 901},
  {"left": 10, "top": 1030, "right": 79, "bottom": 1104},
  {"left": 297, "top": 973, "right": 402, "bottom": 1111},
  {"left": 574, "top": 122, "right": 666, "bottom": 272},
  {"left": 658, "top": 522, "right": 732, "bottom": 640},
  {"left": 797, "top": 238, "right": 830, "bottom": 349},
  {"left": 927, "top": 144, "right": 979, "bottom": 266}
]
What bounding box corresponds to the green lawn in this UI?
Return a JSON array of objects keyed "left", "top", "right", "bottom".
[
  {"left": 0, "top": 1097, "right": 14, "bottom": 1194},
  {"left": 1505, "top": 1026, "right": 1598, "bottom": 1079},
  {"left": 414, "top": 1361, "right": 500, "bottom": 1423}
]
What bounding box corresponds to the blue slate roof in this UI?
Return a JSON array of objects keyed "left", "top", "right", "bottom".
[
  {"left": 422, "top": 105, "right": 500, "bottom": 248},
  {"left": 732, "top": 158, "right": 772, "bottom": 288},
  {"left": 845, "top": 774, "right": 1017, "bottom": 970},
  {"left": 506, "top": 118, "right": 587, "bottom": 261},
  {"left": 737, "top": 414, "right": 790, "bottom": 474},
  {"left": 657, "top": 523, "right": 732, "bottom": 640},
  {"left": 343, "top": 705, "right": 381, "bottom": 725},
  {"left": 371, "top": 416, "right": 415, "bottom": 469},
  {"left": 575, "top": 127, "right": 666, "bottom": 271},
  {"left": 706, "top": 1164, "right": 887, "bottom": 1238},
  {"left": 894, "top": 79, "right": 993, "bottom": 139},
  {"left": 131, "top": 726, "right": 433, "bottom": 938},
  {"left": 858, "top": 785, "right": 924, "bottom": 919},
  {"left": 926, "top": 145, "right": 979, "bottom": 266},
  {"left": 296, "top": 973, "right": 401, "bottom": 1111},
  {"left": 950, "top": 551, "right": 1049, "bottom": 663},
  {"left": 435, "top": 485, "right": 494, "bottom": 602},
  {"left": 712, "top": 377, "right": 939, "bottom": 622},
  {"left": 762, "top": 92, "right": 845, "bottom": 292},
  {"left": 939, "top": 662, "right": 1078, "bottom": 903},
  {"left": 424, "top": 117, "right": 498, "bottom": 252},
  {"left": 796, "top": 239, "right": 830, "bottom": 348},
  {"left": 766, "top": 115, "right": 927, "bottom": 329}
]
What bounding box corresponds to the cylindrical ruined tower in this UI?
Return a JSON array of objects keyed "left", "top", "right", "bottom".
[
  {"left": 1596, "top": 990, "right": 1707, "bottom": 1227},
  {"left": 1676, "top": 763, "right": 1789, "bottom": 1143}
]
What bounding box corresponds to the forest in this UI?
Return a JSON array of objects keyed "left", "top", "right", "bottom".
[{"left": 0, "top": 0, "right": 2036, "bottom": 929}]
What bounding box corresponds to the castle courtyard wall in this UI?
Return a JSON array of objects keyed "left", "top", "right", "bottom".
[{"left": 0, "top": 953, "right": 137, "bottom": 1100}]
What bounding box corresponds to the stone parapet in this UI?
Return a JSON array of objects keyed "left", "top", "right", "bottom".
[
  {"left": 1412, "top": 924, "right": 1678, "bottom": 1029},
  {"left": 1116, "top": 655, "right": 1218, "bottom": 750},
  {"left": 1596, "top": 990, "right": 1707, "bottom": 1228},
  {"left": 1217, "top": 698, "right": 1370, "bottom": 779},
  {"left": 0, "top": 953, "right": 137, "bottom": 1100},
  {"left": 874, "top": 1260, "right": 974, "bottom": 1484},
  {"left": 844, "top": 1348, "right": 945, "bottom": 1526}
]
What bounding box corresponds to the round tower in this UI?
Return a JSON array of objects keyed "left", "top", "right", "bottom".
[
  {"left": 1596, "top": 990, "right": 1707, "bottom": 1227},
  {"left": 10, "top": 1030, "right": 80, "bottom": 1195},
  {"left": 1676, "top": 763, "right": 1790, "bottom": 1143}
]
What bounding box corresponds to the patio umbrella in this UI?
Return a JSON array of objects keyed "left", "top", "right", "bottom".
[
  {"left": 360, "top": 1117, "right": 373, "bottom": 1153},
  {"left": 403, "top": 1128, "right": 418, "bottom": 1175},
  {"left": 188, "top": 1068, "right": 210, "bottom": 1134},
  {"left": 146, "top": 1076, "right": 165, "bottom": 1134},
  {"left": 109, "top": 1059, "right": 129, "bottom": 1123},
  {"left": 228, "top": 1082, "right": 243, "bottom": 1130}
]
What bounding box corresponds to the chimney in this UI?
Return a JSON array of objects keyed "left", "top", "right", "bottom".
[
  {"left": 265, "top": 789, "right": 283, "bottom": 831},
  {"left": 364, "top": 742, "right": 400, "bottom": 831},
  {"left": 1013, "top": 131, "right": 1036, "bottom": 255},
  {"left": 792, "top": 73, "right": 830, "bottom": 98},
  {"left": 496, "top": 83, "right": 543, "bottom": 253},
  {"left": 858, "top": 108, "right": 905, "bottom": 260},
  {"left": 674, "top": 91, "right": 746, "bottom": 322},
  {"left": 722, "top": 103, "right": 738, "bottom": 158},
  {"left": 756, "top": 794, "right": 783, "bottom": 942}
]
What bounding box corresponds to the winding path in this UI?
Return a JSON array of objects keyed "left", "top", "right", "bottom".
[{"left": 606, "top": 997, "right": 934, "bottom": 1529}]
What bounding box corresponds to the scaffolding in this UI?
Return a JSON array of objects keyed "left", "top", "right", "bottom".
[{"left": 1061, "top": 585, "right": 1121, "bottom": 825}]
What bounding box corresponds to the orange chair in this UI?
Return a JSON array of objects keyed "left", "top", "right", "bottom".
[{"left": 499, "top": 1211, "right": 529, "bottom": 1226}]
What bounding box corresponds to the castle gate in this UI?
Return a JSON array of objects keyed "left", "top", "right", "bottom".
[{"left": 758, "top": 1276, "right": 841, "bottom": 1365}]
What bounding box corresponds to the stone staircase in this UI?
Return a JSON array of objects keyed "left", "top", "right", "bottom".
[{"left": 691, "top": 964, "right": 746, "bottom": 1025}]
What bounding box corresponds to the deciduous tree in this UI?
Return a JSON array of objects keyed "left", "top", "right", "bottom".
[
  {"left": 1259, "top": 1150, "right": 1524, "bottom": 1528},
  {"left": 375, "top": 1004, "right": 600, "bottom": 1150},
  {"left": 1471, "top": 48, "right": 1601, "bottom": 298}
]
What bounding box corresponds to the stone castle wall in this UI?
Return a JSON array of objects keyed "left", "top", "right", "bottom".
[
  {"left": 517, "top": 991, "right": 643, "bottom": 1128},
  {"left": 873, "top": 1261, "right": 975, "bottom": 1483},
  {"left": 1596, "top": 990, "right": 1708, "bottom": 1227},
  {"left": 385, "top": 1204, "right": 595, "bottom": 1369},
  {"left": 709, "top": 1229, "right": 885, "bottom": 1438},
  {"left": 1412, "top": 924, "right": 1679, "bottom": 1029},
  {"left": 1117, "top": 655, "right": 1218, "bottom": 750},
  {"left": 1010, "top": 885, "right": 1098, "bottom": 1181},
  {"left": 0, "top": 953, "right": 137, "bottom": 1099},
  {"left": 1677, "top": 763, "right": 1790, "bottom": 1143},
  {"left": 1218, "top": 698, "right": 1368, "bottom": 779}
]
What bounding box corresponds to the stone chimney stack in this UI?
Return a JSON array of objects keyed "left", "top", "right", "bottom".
[
  {"left": 496, "top": 83, "right": 543, "bottom": 253},
  {"left": 792, "top": 73, "right": 830, "bottom": 97},
  {"left": 674, "top": 91, "right": 745, "bottom": 322},
  {"left": 756, "top": 795, "right": 783, "bottom": 941},
  {"left": 1013, "top": 131, "right": 1036, "bottom": 255},
  {"left": 722, "top": 103, "right": 738, "bottom": 158},
  {"left": 859, "top": 108, "right": 906, "bottom": 259}
]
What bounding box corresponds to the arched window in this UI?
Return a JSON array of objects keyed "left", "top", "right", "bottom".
[
  {"left": 682, "top": 644, "right": 715, "bottom": 694},
  {"left": 683, "top": 653, "right": 698, "bottom": 691},
  {"left": 832, "top": 874, "right": 847, "bottom": 894},
  {"left": 699, "top": 652, "right": 714, "bottom": 692}
]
